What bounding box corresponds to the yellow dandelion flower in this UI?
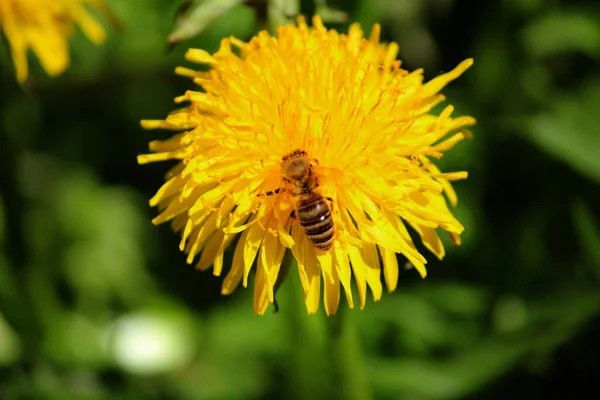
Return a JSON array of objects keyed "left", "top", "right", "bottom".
[
  {"left": 0, "top": 0, "right": 110, "bottom": 83},
  {"left": 138, "top": 16, "right": 476, "bottom": 316}
]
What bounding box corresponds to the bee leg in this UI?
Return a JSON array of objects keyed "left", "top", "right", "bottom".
[
  {"left": 290, "top": 210, "right": 297, "bottom": 220},
  {"left": 326, "top": 197, "right": 334, "bottom": 213},
  {"left": 258, "top": 188, "right": 285, "bottom": 197}
]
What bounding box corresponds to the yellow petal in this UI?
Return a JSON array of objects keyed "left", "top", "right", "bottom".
[
  {"left": 153, "top": 190, "right": 204, "bottom": 226},
  {"left": 253, "top": 260, "right": 271, "bottom": 315},
  {"left": 149, "top": 175, "right": 185, "bottom": 206},
  {"left": 137, "top": 151, "right": 185, "bottom": 164},
  {"left": 408, "top": 223, "right": 445, "bottom": 260},
  {"left": 304, "top": 263, "right": 321, "bottom": 314},
  {"left": 291, "top": 224, "right": 321, "bottom": 314},
  {"left": 197, "top": 228, "right": 234, "bottom": 274},
  {"left": 322, "top": 267, "right": 340, "bottom": 316},
  {"left": 379, "top": 245, "right": 399, "bottom": 293},
  {"left": 221, "top": 228, "right": 251, "bottom": 294},
  {"left": 434, "top": 132, "right": 465, "bottom": 152},
  {"left": 277, "top": 217, "right": 295, "bottom": 248},
  {"left": 71, "top": 3, "right": 107, "bottom": 44},
  {"left": 368, "top": 23, "right": 381, "bottom": 43},
  {"left": 419, "top": 156, "right": 460, "bottom": 207},
  {"left": 363, "top": 242, "right": 382, "bottom": 301},
  {"left": 185, "top": 48, "right": 217, "bottom": 64},
  {"left": 347, "top": 244, "right": 368, "bottom": 309},
  {"left": 29, "top": 27, "right": 70, "bottom": 77},
  {"left": 242, "top": 219, "right": 265, "bottom": 287},
  {"left": 186, "top": 212, "right": 218, "bottom": 263},
  {"left": 260, "top": 217, "right": 286, "bottom": 302},
  {"left": 316, "top": 250, "right": 335, "bottom": 284},
  {"left": 361, "top": 219, "right": 426, "bottom": 265},
  {"left": 290, "top": 224, "right": 309, "bottom": 292},
  {"left": 334, "top": 243, "right": 354, "bottom": 308},
  {"left": 422, "top": 59, "right": 474, "bottom": 99}
]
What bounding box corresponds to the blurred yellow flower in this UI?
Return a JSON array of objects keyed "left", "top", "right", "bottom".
[
  {"left": 139, "top": 16, "right": 476, "bottom": 316},
  {"left": 0, "top": 0, "right": 109, "bottom": 83}
]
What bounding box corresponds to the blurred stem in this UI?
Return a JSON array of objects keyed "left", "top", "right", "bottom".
[
  {"left": 284, "top": 253, "right": 327, "bottom": 400},
  {"left": 0, "top": 103, "right": 43, "bottom": 356},
  {"left": 328, "top": 307, "right": 372, "bottom": 400}
]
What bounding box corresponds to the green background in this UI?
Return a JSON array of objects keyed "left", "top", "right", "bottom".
[{"left": 1, "top": 0, "right": 600, "bottom": 399}]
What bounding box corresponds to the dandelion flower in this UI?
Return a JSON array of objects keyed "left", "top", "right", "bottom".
[
  {"left": 139, "top": 16, "right": 476, "bottom": 315},
  {"left": 0, "top": 0, "right": 110, "bottom": 83}
]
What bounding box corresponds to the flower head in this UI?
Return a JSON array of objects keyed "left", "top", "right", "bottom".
[
  {"left": 139, "top": 16, "right": 476, "bottom": 315},
  {"left": 0, "top": 0, "right": 110, "bottom": 83}
]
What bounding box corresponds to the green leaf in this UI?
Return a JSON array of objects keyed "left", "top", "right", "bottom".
[
  {"left": 572, "top": 199, "right": 600, "bottom": 281},
  {"left": 420, "top": 283, "right": 488, "bottom": 317},
  {"left": 522, "top": 11, "right": 600, "bottom": 58},
  {"left": 369, "top": 290, "right": 600, "bottom": 399},
  {"left": 171, "top": 356, "right": 267, "bottom": 400},
  {"left": 369, "top": 343, "right": 525, "bottom": 400},
  {"left": 168, "top": 0, "right": 244, "bottom": 46},
  {"left": 506, "top": 0, "right": 544, "bottom": 16},
  {"left": 314, "top": 0, "right": 349, "bottom": 24},
  {"left": 0, "top": 312, "right": 21, "bottom": 366},
  {"left": 328, "top": 309, "right": 373, "bottom": 400},
  {"left": 0, "top": 196, "right": 4, "bottom": 247},
  {"left": 44, "top": 312, "right": 108, "bottom": 367},
  {"left": 471, "top": 31, "right": 513, "bottom": 103},
  {"left": 526, "top": 81, "right": 600, "bottom": 184},
  {"left": 493, "top": 296, "right": 529, "bottom": 333},
  {"left": 265, "top": 0, "right": 300, "bottom": 32}
]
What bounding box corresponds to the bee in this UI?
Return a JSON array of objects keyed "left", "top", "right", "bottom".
[{"left": 260, "top": 149, "right": 335, "bottom": 251}]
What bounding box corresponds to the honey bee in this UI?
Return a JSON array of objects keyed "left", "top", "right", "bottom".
[{"left": 260, "top": 149, "right": 334, "bottom": 251}]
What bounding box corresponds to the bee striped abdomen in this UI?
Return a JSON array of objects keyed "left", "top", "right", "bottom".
[{"left": 296, "top": 194, "right": 334, "bottom": 251}]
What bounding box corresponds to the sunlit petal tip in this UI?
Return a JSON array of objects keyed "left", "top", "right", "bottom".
[
  {"left": 296, "top": 15, "right": 307, "bottom": 27},
  {"left": 437, "top": 171, "right": 469, "bottom": 181},
  {"left": 140, "top": 15, "right": 474, "bottom": 315},
  {"left": 463, "top": 58, "right": 475, "bottom": 68},
  {"left": 16, "top": 67, "right": 28, "bottom": 85},
  {"left": 422, "top": 58, "right": 475, "bottom": 98},
  {"left": 175, "top": 66, "right": 197, "bottom": 78},
  {"left": 185, "top": 48, "right": 217, "bottom": 64},
  {"left": 150, "top": 217, "right": 164, "bottom": 226},
  {"left": 369, "top": 23, "right": 381, "bottom": 42},
  {"left": 449, "top": 232, "right": 462, "bottom": 246},
  {"left": 140, "top": 120, "right": 160, "bottom": 129},
  {"left": 463, "top": 129, "right": 475, "bottom": 139},
  {"left": 464, "top": 117, "right": 478, "bottom": 126},
  {"left": 148, "top": 198, "right": 160, "bottom": 208},
  {"left": 312, "top": 15, "right": 325, "bottom": 28},
  {"left": 220, "top": 287, "right": 233, "bottom": 295},
  {"left": 451, "top": 58, "right": 475, "bottom": 76}
]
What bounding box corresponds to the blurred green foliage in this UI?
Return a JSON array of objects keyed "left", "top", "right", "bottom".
[{"left": 1, "top": 0, "right": 600, "bottom": 399}]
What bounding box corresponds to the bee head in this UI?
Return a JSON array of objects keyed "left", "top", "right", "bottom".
[{"left": 281, "top": 149, "right": 310, "bottom": 181}]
